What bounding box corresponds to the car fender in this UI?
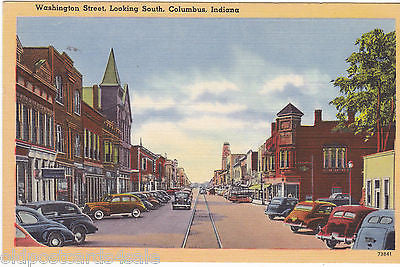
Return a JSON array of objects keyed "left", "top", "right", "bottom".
[
  {"left": 41, "top": 227, "right": 71, "bottom": 241},
  {"left": 70, "top": 222, "right": 89, "bottom": 233},
  {"left": 282, "top": 208, "right": 292, "bottom": 217},
  {"left": 90, "top": 206, "right": 110, "bottom": 215},
  {"left": 307, "top": 217, "right": 326, "bottom": 228}
]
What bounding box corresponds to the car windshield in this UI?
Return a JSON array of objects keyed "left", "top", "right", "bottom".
[
  {"left": 295, "top": 204, "right": 313, "bottom": 211},
  {"left": 343, "top": 212, "right": 356, "bottom": 219},
  {"left": 176, "top": 192, "right": 189, "bottom": 198},
  {"left": 380, "top": 217, "right": 393, "bottom": 224},
  {"left": 271, "top": 199, "right": 282, "bottom": 205},
  {"left": 101, "top": 195, "right": 112, "bottom": 202},
  {"left": 333, "top": 211, "right": 344, "bottom": 218}
]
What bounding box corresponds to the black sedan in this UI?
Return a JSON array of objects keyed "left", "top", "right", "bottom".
[
  {"left": 24, "top": 201, "right": 98, "bottom": 244},
  {"left": 16, "top": 206, "right": 75, "bottom": 247}
]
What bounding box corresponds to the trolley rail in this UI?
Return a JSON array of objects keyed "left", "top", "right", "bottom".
[{"left": 181, "top": 191, "right": 223, "bottom": 248}]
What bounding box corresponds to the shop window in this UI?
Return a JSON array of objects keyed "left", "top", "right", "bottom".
[
  {"left": 74, "top": 90, "right": 81, "bottom": 115},
  {"left": 55, "top": 75, "right": 63, "bottom": 103},
  {"left": 74, "top": 134, "right": 81, "bottom": 157},
  {"left": 374, "top": 179, "right": 380, "bottom": 208},
  {"left": 366, "top": 180, "right": 372, "bottom": 206},
  {"left": 279, "top": 150, "right": 291, "bottom": 169},
  {"left": 323, "top": 146, "right": 346, "bottom": 169},
  {"left": 56, "top": 124, "right": 64, "bottom": 152},
  {"left": 16, "top": 102, "right": 21, "bottom": 139}
]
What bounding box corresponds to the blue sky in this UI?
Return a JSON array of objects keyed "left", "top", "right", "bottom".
[{"left": 17, "top": 17, "right": 395, "bottom": 183}]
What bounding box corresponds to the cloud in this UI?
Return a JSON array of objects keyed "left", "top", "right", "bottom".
[
  {"left": 133, "top": 95, "right": 176, "bottom": 114},
  {"left": 190, "top": 102, "right": 247, "bottom": 114},
  {"left": 260, "top": 74, "right": 305, "bottom": 94},
  {"left": 186, "top": 80, "right": 240, "bottom": 100}
]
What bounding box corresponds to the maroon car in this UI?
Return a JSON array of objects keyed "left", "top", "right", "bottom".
[{"left": 316, "top": 205, "right": 377, "bottom": 249}]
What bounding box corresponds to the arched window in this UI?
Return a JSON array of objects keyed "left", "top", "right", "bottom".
[{"left": 74, "top": 90, "right": 81, "bottom": 115}]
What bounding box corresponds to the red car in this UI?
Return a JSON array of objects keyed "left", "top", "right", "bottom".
[
  {"left": 284, "top": 201, "right": 336, "bottom": 233},
  {"left": 15, "top": 223, "right": 46, "bottom": 247},
  {"left": 316, "top": 205, "right": 377, "bottom": 248}
]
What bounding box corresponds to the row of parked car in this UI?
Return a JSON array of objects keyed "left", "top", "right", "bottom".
[
  {"left": 15, "top": 190, "right": 174, "bottom": 247},
  {"left": 264, "top": 194, "right": 395, "bottom": 250}
]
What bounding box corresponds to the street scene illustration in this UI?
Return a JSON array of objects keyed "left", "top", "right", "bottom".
[{"left": 15, "top": 17, "right": 395, "bottom": 249}]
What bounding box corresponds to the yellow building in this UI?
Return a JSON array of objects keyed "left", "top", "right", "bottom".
[{"left": 363, "top": 150, "right": 395, "bottom": 209}]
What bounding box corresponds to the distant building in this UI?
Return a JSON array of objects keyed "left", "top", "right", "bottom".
[{"left": 363, "top": 150, "right": 395, "bottom": 209}]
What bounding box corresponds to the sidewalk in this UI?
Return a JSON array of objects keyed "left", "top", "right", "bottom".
[{"left": 251, "top": 199, "right": 266, "bottom": 206}]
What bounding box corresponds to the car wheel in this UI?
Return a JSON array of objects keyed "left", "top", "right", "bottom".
[
  {"left": 72, "top": 226, "right": 87, "bottom": 244},
  {"left": 268, "top": 215, "right": 275, "bottom": 220},
  {"left": 325, "top": 239, "right": 338, "bottom": 249},
  {"left": 93, "top": 210, "right": 104, "bottom": 220},
  {"left": 47, "top": 232, "right": 64, "bottom": 247},
  {"left": 290, "top": 226, "right": 300, "bottom": 233},
  {"left": 131, "top": 208, "right": 141, "bottom": 218},
  {"left": 313, "top": 225, "right": 322, "bottom": 235}
]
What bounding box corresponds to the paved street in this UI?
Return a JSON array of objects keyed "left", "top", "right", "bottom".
[
  {"left": 81, "top": 191, "right": 327, "bottom": 249},
  {"left": 82, "top": 201, "right": 192, "bottom": 247}
]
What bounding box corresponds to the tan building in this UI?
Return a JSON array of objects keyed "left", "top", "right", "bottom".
[{"left": 363, "top": 150, "right": 395, "bottom": 209}]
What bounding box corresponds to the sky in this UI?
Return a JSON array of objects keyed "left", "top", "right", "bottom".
[{"left": 17, "top": 17, "right": 395, "bottom": 183}]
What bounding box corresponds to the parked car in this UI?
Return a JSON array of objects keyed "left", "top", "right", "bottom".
[
  {"left": 353, "top": 209, "right": 395, "bottom": 250},
  {"left": 318, "top": 193, "right": 358, "bottom": 206},
  {"left": 157, "top": 190, "right": 171, "bottom": 201},
  {"left": 24, "top": 201, "right": 98, "bottom": 244},
  {"left": 172, "top": 191, "right": 192, "bottom": 210},
  {"left": 16, "top": 206, "right": 75, "bottom": 247},
  {"left": 142, "top": 192, "right": 163, "bottom": 206},
  {"left": 265, "top": 197, "right": 298, "bottom": 220},
  {"left": 15, "top": 223, "right": 46, "bottom": 247},
  {"left": 83, "top": 193, "right": 147, "bottom": 220},
  {"left": 149, "top": 191, "right": 169, "bottom": 203},
  {"left": 128, "top": 192, "right": 155, "bottom": 210},
  {"left": 166, "top": 188, "right": 181, "bottom": 195},
  {"left": 284, "top": 201, "right": 336, "bottom": 233},
  {"left": 316, "top": 205, "right": 377, "bottom": 248}
]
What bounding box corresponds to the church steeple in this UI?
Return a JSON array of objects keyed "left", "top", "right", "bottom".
[{"left": 100, "top": 48, "right": 121, "bottom": 86}]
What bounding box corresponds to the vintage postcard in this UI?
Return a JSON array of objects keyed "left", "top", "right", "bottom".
[{"left": 2, "top": 1, "right": 400, "bottom": 264}]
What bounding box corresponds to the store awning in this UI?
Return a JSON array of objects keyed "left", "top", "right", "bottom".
[
  {"left": 249, "top": 184, "right": 261, "bottom": 190},
  {"left": 249, "top": 184, "right": 271, "bottom": 190}
]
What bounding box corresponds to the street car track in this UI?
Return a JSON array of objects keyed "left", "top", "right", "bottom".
[{"left": 181, "top": 191, "right": 223, "bottom": 248}]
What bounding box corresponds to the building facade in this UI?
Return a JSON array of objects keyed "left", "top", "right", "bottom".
[
  {"left": 363, "top": 150, "right": 395, "bottom": 209},
  {"left": 22, "top": 44, "right": 85, "bottom": 204},
  {"left": 263, "top": 103, "right": 385, "bottom": 202},
  {"left": 16, "top": 37, "right": 57, "bottom": 204}
]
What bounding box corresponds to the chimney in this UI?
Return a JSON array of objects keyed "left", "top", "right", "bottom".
[
  {"left": 314, "top": 109, "right": 322, "bottom": 125},
  {"left": 348, "top": 109, "right": 355, "bottom": 123}
]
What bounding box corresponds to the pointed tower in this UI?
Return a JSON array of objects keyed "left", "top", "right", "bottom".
[
  {"left": 99, "top": 48, "right": 133, "bottom": 192},
  {"left": 100, "top": 48, "right": 121, "bottom": 86},
  {"left": 276, "top": 103, "right": 303, "bottom": 146}
]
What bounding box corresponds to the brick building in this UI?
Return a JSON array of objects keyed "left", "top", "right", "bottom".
[
  {"left": 21, "top": 43, "right": 84, "bottom": 204},
  {"left": 262, "top": 103, "right": 390, "bottom": 202},
  {"left": 16, "top": 37, "right": 57, "bottom": 204},
  {"left": 131, "top": 144, "right": 157, "bottom": 191},
  {"left": 82, "top": 85, "right": 105, "bottom": 202}
]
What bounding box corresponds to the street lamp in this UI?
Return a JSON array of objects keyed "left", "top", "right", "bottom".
[{"left": 348, "top": 160, "right": 353, "bottom": 205}]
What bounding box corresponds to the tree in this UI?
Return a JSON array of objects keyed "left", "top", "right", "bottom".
[{"left": 330, "top": 29, "right": 396, "bottom": 152}]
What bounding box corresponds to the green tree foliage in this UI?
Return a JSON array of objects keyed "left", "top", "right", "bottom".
[{"left": 330, "top": 29, "right": 396, "bottom": 152}]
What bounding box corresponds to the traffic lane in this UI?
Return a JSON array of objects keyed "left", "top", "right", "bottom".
[
  {"left": 184, "top": 195, "right": 219, "bottom": 248},
  {"left": 81, "top": 200, "right": 193, "bottom": 247},
  {"left": 206, "top": 195, "right": 327, "bottom": 249}
]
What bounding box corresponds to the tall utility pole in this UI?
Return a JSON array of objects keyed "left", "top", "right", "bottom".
[{"left": 311, "top": 155, "right": 314, "bottom": 201}]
